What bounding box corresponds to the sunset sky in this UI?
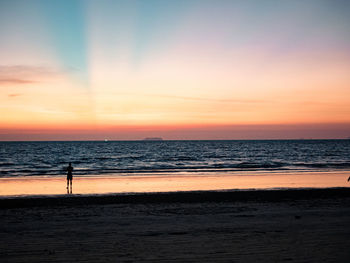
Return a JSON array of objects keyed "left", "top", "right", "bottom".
[{"left": 1, "top": 0, "right": 350, "bottom": 140}]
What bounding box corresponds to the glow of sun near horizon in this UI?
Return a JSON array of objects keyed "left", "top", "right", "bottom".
[{"left": 1, "top": 0, "right": 350, "bottom": 140}]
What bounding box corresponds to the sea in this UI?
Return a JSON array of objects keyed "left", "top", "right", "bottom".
[{"left": 0, "top": 140, "right": 350, "bottom": 177}]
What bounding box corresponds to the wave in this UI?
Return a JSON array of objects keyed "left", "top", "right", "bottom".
[
  {"left": 1, "top": 161, "right": 350, "bottom": 177},
  {"left": 1, "top": 140, "right": 350, "bottom": 177}
]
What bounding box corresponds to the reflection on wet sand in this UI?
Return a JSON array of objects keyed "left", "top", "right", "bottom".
[
  {"left": 67, "top": 185, "right": 72, "bottom": 195},
  {"left": 0, "top": 171, "right": 349, "bottom": 197}
]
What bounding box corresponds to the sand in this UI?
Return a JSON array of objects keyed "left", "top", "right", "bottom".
[
  {"left": 1, "top": 188, "right": 350, "bottom": 262},
  {"left": 1, "top": 170, "right": 349, "bottom": 196}
]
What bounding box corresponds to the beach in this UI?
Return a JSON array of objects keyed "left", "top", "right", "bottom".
[
  {"left": 1, "top": 180, "right": 350, "bottom": 262},
  {"left": 1, "top": 170, "right": 349, "bottom": 197},
  {"left": 2, "top": 0, "right": 350, "bottom": 260}
]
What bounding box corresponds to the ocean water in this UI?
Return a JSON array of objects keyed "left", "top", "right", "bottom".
[{"left": 0, "top": 140, "right": 350, "bottom": 177}]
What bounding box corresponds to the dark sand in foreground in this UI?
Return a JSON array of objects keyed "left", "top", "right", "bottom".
[{"left": 1, "top": 188, "right": 350, "bottom": 262}]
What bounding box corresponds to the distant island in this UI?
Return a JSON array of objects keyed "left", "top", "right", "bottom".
[{"left": 143, "top": 137, "right": 163, "bottom": 141}]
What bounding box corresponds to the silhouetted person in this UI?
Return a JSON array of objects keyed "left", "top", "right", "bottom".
[{"left": 66, "top": 162, "right": 73, "bottom": 193}]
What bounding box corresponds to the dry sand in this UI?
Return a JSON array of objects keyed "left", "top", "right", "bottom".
[{"left": 1, "top": 189, "right": 350, "bottom": 262}]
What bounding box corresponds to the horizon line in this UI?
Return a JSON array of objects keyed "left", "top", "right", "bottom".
[{"left": 1, "top": 138, "right": 349, "bottom": 142}]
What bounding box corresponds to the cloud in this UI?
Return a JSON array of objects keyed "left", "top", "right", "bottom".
[
  {"left": 0, "top": 79, "right": 37, "bottom": 85},
  {"left": 0, "top": 65, "right": 60, "bottom": 86},
  {"left": 0, "top": 65, "right": 55, "bottom": 74},
  {"left": 8, "top": 93, "right": 22, "bottom": 97},
  {"left": 150, "top": 94, "right": 264, "bottom": 104},
  {"left": 116, "top": 92, "right": 266, "bottom": 104}
]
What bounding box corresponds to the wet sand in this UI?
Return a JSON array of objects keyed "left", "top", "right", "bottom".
[
  {"left": 1, "top": 188, "right": 350, "bottom": 262},
  {"left": 1, "top": 170, "right": 349, "bottom": 197}
]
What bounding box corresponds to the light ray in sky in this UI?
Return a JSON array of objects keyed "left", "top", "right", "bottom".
[{"left": 0, "top": 0, "right": 350, "bottom": 140}]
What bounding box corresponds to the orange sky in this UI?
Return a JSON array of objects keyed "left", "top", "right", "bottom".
[
  {"left": 1, "top": 123, "right": 349, "bottom": 141},
  {"left": 1, "top": 0, "right": 350, "bottom": 140}
]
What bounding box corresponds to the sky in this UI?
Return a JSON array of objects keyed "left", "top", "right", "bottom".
[{"left": 0, "top": 0, "right": 350, "bottom": 140}]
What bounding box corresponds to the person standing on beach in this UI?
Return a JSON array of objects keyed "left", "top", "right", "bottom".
[{"left": 66, "top": 162, "right": 73, "bottom": 192}]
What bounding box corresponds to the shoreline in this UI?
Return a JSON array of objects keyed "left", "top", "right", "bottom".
[
  {"left": 3, "top": 168, "right": 350, "bottom": 178},
  {"left": 2, "top": 168, "right": 350, "bottom": 177},
  {"left": 0, "top": 170, "right": 349, "bottom": 197}
]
